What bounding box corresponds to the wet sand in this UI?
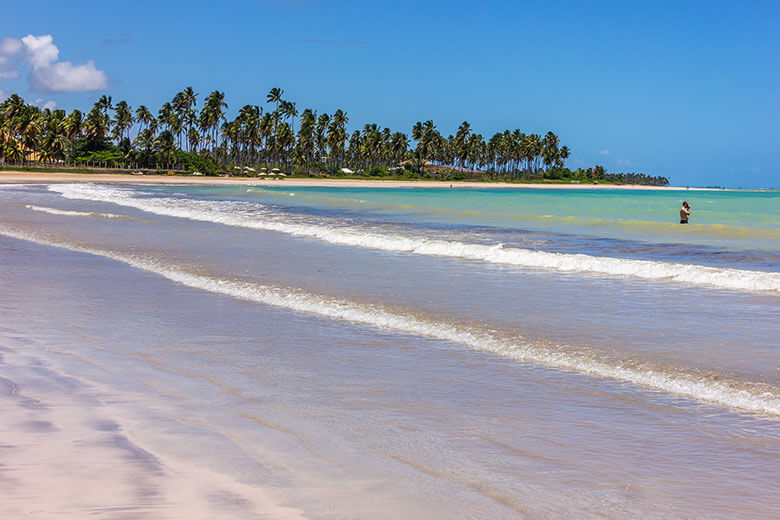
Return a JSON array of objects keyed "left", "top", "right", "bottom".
[{"left": 0, "top": 344, "right": 304, "bottom": 519}]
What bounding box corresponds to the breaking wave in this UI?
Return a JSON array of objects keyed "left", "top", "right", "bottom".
[
  {"left": 25, "top": 204, "right": 132, "bottom": 219},
  {"left": 1, "top": 227, "right": 779, "bottom": 417},
  {"left": 48, "top": 184, "right": 780, "bottom": 293}
]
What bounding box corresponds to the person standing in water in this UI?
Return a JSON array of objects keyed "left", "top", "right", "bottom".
[{"left": 680, "top": 201, "right": 691, "bottom": 224}]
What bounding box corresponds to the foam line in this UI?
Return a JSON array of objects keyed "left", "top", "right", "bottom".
[
  {"left": 25, "top": 205, "right": 129, "bottom": 219},
  {"left": 49, "top": 184, "right": 780, "bottom": 293},
  {"left": 1, "top": 227, "right": 779, "bottom": 417}
]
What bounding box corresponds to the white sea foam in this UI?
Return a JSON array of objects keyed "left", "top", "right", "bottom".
[
  {"left": 1, "top": 227, "right": 778, "bottom": 417},
  {"left": 48, "top": 184, "right": 780, "bottom": 293},
  {"left": 25, "top": 204, "right": 128, "bottom": 219}
]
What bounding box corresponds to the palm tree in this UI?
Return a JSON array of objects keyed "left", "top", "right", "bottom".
[
  {"left": 280, "top": 100, "right": 298, "bottom": 134},
  {"left": 542, "top": 130, "right": 560, "bottom": 173},
  {"left": 112, "top": 101, "right": 133, "bottom": 143},
  {"left": 390, "top": 132, "right": 409, "bottom": 166},
  {"left": 201, "top": 91, "right": 227, "bottom": 152},
  {"left": 83, "top": 106, "right": 108, "bottom": 145},
  {"left": 39, "top": 110, "right": 67, "bottom": 163},
  {"left": 329, "top": 109, "right": 348, "bottom": 168},
  {"left": 296, "top": 108, "right": 316, "bottom": 174},
  {"left": 154, "top": 130, "right": 176, "bottom": 168},
  {"left": 0, "top": 94, "right": 26, "bottom": 121},
  {"left": 173, "top": 88, "right": 197, "bottom": 150},
  {"left": 63, "top": 109, "right": 83, "bottom": 140},
  {"left": 412, "top": 120, "right": 439, "bottom": 174},
  {"left": 97, "top": 95, "right": 113, "bottom": 114},
  {"left": 266, "top": 87, "right": 284, "bottom": 110},
  {"left": 315, "top": 113, "right": 330, "bottom": 167},
  {"left": 454, "top": 121, "right": 471, "bottom": 170},
  {"left": 187, "top": 127, "right": 201, "bottom": 153},
  {"left": 134, "top": 105, "right": 154, "bottom": 136},
  {"left": 3, "top": 138, "right": 23, "bottom": 164},
  {"left": 14, "top": 107, "right": 44, "bottom": 163},
  {"left": 556, "top": 145, "right": 570, "bottom": 168}
]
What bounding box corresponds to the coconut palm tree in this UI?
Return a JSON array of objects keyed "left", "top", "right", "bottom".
[
  {"left": 390, "top": 132, "right": 409, "bottom": 166},
  {"left": 556, "top": 145, "right": 570, "bottom": 168},
  {"left": 63, "top": 109, "right": 83, "bottom": 140},
  {"left": 328, "top": 109, "right": 349, "bottom": 168},
  {"left": 187, "top": 127, "right": 201, "bottom": 154},
  {"left": 14, "top": 106, "right": 44, "bottom": 163},
  {"left": 315, "top": 113, "right": 330, "bottom": 167},
  {"left": 83, "top": 106, "right": 109, "bottom": 145},
  {"left": 0, "top": 94, "right": 26, "bottom": 121},
  {"left": 454, "top": 121, "right": 471, "bottom": 170},
  {"left": 296, "top": 108, "right": 316, "bottom": 173},
  {"left": 280, "top": 100, "right": 298, "bottom": 134},
  {"left": 134, "top": 105, "right": 154, "bottom": 136},
  {"left": 97, "top": 95, "right": 113, "bottom": 115},
  {"left": 200, "top": 91, "right": 227, "bottom": 152},
  {"left": 542, "top": 130, "right": 560, "bottom": 173},
  {"left": 3, "top": 137, "right": 23, "bottom": 164},
  {"left": 266, "top": 87, "right": 284, "bottom": 110},
  {"left": 154, "top": 130, "right": 176, "bottom": 168},
  {"left": 112, "top": 101, "right": 133, "bottom": 143}
]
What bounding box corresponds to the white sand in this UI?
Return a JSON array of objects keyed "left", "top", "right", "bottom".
[{"left": 0, "top": 170, "right": 707, "bottom": 190}]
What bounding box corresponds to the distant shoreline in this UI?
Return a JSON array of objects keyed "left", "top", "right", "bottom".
[{"left": 0, "top": 171, "right": 721, "bottom": 190}]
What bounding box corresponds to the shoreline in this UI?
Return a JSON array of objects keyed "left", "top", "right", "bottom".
[{"left": 0, "top": 170, "right": 719, "bottom": 190}]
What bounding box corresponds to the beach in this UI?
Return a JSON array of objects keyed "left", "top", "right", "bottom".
[
  {"left": 1, "top": 180, "right": 778, "bottom": 518},
  {"left": 0, "top": 170, "right": 705, "bottom": 189}
]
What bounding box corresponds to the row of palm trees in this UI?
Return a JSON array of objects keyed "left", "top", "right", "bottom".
[{"left": 0, "top": 87, "right": 571, "bottom": 178}]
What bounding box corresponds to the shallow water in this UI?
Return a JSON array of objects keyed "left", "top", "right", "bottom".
[{"left": 1, "top": 183, "right": 778, "bottom": 518}]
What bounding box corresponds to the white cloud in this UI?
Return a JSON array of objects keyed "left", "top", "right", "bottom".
[
  {"left": 599, "top": 149, "right": 609, "bottom": 155},
  {"left": 0, "top": 38, "right": 22, "bottom": 81},
  {"left": 0, "top": 34, "right": 108, "bottom": 93},
  {"left": 21, "top": 34, "right": 59, "bottom": 68},
  {"left": 0, "top": 37, "right": 23, "bottom": 56},
  {"left": 616, "top": 158, "right": 632, "bottom": 167},
  {"left": 29, "top": 59, "right": 107, "bottom": 93},
  {"left": 0, "top": 89, "right": 8, "bottom": 101},
  {"left": 0, "top": 56, "right": 18, "bottom": 79}
]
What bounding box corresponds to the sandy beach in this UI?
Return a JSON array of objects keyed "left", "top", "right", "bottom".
[
  {"left": 0, "top": 344, "right": 305, "bottom": 519},
  {"left": 1, "top": 178, "right": 778, "bottom": 519},
  {"left": 0, "top": 170, "right": 703, "bottom": 190}
]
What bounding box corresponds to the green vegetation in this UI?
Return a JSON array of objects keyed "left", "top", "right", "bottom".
[{"left": 0, "top": 89, "right": 668, "bottom": 185}]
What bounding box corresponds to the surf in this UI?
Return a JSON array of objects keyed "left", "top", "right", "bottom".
[
  {"left": 48, "top": 184, "right": 780, "bottom": 293},
  {"left": 25, "top": 205, "right": 134, "bottom": 220},
  {"left": 1, "top": 227, "right": 779, "bottom": 418}
]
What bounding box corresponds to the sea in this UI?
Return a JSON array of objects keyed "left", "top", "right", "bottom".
[{"left": 1, "top": 183, "right": 778, "bottom": 519}]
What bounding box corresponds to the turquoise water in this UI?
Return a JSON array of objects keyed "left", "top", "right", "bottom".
[{"left": 231, "top": 187, "right": 780, "bottom": 250}]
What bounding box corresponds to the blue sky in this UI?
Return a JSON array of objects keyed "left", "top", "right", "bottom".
[{"left": 1, "top": 0, "right": 778, "bottom": 187}]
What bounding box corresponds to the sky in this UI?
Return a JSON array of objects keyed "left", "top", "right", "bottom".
[{"left": 1, "top": 0, "right": 778, "bottom": 187}]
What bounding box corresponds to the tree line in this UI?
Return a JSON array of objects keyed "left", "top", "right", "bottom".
[{"left": 0, "top": 88, "right": 668, "bottom": 185}]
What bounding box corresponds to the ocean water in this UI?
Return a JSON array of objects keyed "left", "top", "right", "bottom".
[{"left": 1, "top": 183, "right": 778, "bottom": 518}]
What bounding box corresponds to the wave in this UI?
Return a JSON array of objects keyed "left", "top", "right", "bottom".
[
  {"left": 1, "top": 226, "right": 779, "bottom": 417},
  {"left": 25, "top": 204, "right": 134, "bottom": 220},
  {"left": 49, "top": 184, "right": 780, "bottom": 293}
]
